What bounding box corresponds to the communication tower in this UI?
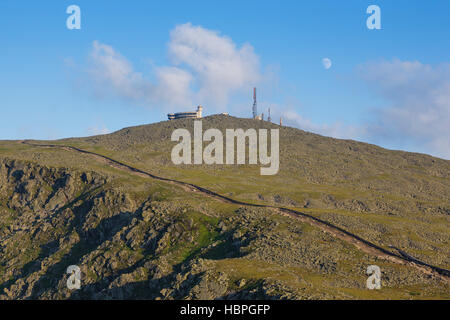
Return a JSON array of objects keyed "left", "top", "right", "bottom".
[{"left": 252, "top": 87, "right": 257, "bottom": 119}]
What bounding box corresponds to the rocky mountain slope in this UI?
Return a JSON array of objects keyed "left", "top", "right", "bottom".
[{"left": 0, "top": 115, "right": 448, "bottom": 299}]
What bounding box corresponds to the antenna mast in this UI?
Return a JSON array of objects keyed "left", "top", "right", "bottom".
[{"left": 252, "top": 87, "right": 257, "bottom": 119}]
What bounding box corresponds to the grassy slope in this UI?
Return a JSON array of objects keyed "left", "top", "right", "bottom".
[
  {"left": 38, "top": 114, "right": 449, "bottom": 269},
  {"left": 0, "top": 153, "right": 447, "bottom": 299},
  {"left": 0, "top": 115, "right": 448, "bottom": 299}
]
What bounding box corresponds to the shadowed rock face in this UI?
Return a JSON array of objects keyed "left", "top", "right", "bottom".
[
  {"left": 0, "top": 116, "right": 449, "bottom": 300},
  {"left": 0, "top": 159, "right": 302, "bottom": 300}
]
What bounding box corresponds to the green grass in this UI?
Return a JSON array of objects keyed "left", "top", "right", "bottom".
[{"left": 165, "top": 210, "right": 220, "bottom": 265}]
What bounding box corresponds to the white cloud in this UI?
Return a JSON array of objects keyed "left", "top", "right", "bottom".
[
  {"left": 154, "top": 66, "right": 193, "bottom": 107},
  {"left": 282, "top": 59, "right": 450, "bottom": 160},
  {"left": 86, "top": 124, "right": 110, "bottom": 136},
  {"left": 359, "top": 59, "right": 450, "bottom": 159},
  {"left": 282, "top": 109, "right": 365, "bottom": 140},
  {"left": 168, "top": 23, "right": 261, "bottom": 106},
  {"left": 89, "top": 41, "right": 152, "bottom": 102},
  {"left": 86, "top": 23, "right": 262, "bottom": 111}
]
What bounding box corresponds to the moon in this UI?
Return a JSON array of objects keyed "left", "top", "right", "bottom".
[{"left": 322, "top": 58, "right": 332, "bottom": 70}]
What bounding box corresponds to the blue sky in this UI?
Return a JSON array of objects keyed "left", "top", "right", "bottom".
[{"left": 0, "top": 1, "right": 449, "bottom": 158}]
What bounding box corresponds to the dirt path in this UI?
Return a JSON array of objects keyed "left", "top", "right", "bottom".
[{"left": 20, "top": 141, "right": 450, "bottom": 283}]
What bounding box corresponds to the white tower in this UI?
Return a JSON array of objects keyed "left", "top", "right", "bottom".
[{"left": 197, "top": 105, "right": 203, "bottom": 118}]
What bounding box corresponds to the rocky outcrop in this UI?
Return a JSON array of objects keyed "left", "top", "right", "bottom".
[{"left": 0, "top": 158, "right": 448, "bottom": 300}]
